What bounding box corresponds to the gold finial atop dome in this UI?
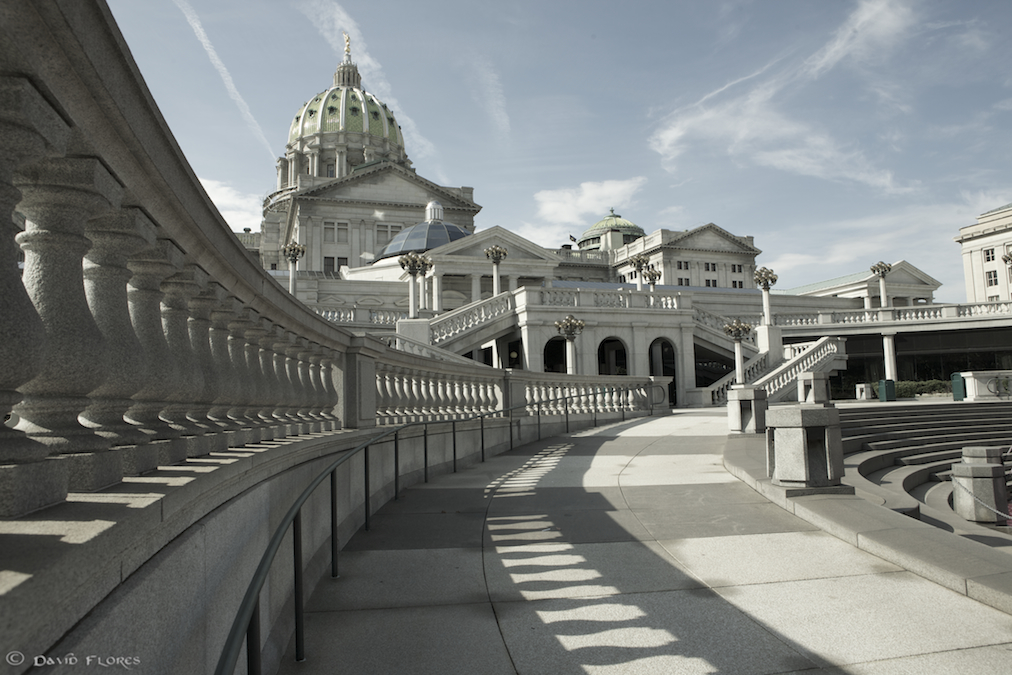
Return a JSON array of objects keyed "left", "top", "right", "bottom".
[{"left": 343, "top": 31, "right": 351, "bottom": 62}]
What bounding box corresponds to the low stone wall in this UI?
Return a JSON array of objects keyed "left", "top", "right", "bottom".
[{"left": 7, "top": 410, "right": 645, "bottom": 674}]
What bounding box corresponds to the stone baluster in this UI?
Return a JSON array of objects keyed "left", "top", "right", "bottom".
[
  {"left": 392, "top": 367, "right": 408, "bottom": 423},
  {"left": 0, "top": 77, "right": 70, "bottom": 516},
  {"left": 374, "top": 364, "right": 391, "bottom": 422},
  {"left": 430, "top": 374, "right": 444, "bottom": 420},
  {"left": 14, "top": 154, "right": 124, "bottom": 492},
  {"left": 451, "top": 378, "right": 465, "bottom": 419},
  {"left": 80, "top": 207, "right": 157, "bottom": 474},
  {"left": 280, "top": 334, "right": 304, "bottom": 432},
  {"left": 233, "top": 311, "right": 266, "bottom": 441},
  {"left": 188, "top": 283, "right": 228, "bottom": 452},
  {"left": 305, "top": 344, "right": 327, "bottom": 430},
  {"left": 208, "top": 295, "right": 243, "bottom": 439},
  {"left": 294, "top": 339, "right": 318, "bottom": 432},
  {"left": 160, "top": 265, "right": 208, "bottom": 457},
  {"left": 124, "top": 240, "right": 185, "bottom": 464},
  {"left": 264, "top": 326, "right": 291, "bottom": 434},
  {"left": 318, "top": 349, "right": 341, "bottom": 429},
  {"left": 410, "top": 370, "right": 425, "bottom": 421}
]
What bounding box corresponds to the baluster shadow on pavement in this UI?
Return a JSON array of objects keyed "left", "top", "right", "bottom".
[{"left": 278, "top": 411, "right": 1012, "bottom": 675}]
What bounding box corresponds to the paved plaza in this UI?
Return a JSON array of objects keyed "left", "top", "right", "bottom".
[{"left": 278, "top": 411, "right": 1012, "bottom": 674}]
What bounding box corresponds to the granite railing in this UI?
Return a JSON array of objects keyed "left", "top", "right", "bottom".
[
  {"left": 430, "top": 291, "right": 515, "bottom": 344},
  {"left": 509, "top": 373, "right": 659, "bottom": 416},
  {"left": 774, "top": 302, "right": 1012, "bottom": 329},
  {"left": 317, "top": 307, "right": 407, "bottom": 325},
  {"left": 752, "top": 336, "right": 848, "bottom": 402},
  {"left": 703, "top": 352, "right": 770, "bottom": 405}
]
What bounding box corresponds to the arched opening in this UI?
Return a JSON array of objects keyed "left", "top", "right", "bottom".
[
  {"left": 598, "top": 337, "right": 628, "bottom": 375},
  {"left": 649, "top": 338, "right": 677, "bottom": 406},
  {"left": 543, "top": 336, "right": 567, "bottom": 373}
]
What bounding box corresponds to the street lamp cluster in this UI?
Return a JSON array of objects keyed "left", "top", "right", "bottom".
[
  {"left": 399, "top": 252, "right": 433, "bottom": 318},
  {"left": 723, "top": 318, "right": 754, "bottom": 384},
  {"left": 282, "top": 242, "right": 307, "bottom": 294},
  {"left": 628, "top": 253, "right": 650, "bottom": 291},
  {"left": 753, "top": 266, "right": 777, "bottom": 326},
  {"left": 870, "top": 261, "right": 892, "bottom": 308},
  {"left": 484, "top": 245, "right": 508, "bottom": 295},
  {"left": 555, "top": 314, "right": 585, "bottom": 375}
]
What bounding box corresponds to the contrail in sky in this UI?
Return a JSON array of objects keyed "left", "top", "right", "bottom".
[{"left": 173, "top": 0, "right": 276, "bottom": 161}]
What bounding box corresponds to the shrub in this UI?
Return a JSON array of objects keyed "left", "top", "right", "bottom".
[{"left": 868, "top": 380, "right": 952, "bottom": 399}]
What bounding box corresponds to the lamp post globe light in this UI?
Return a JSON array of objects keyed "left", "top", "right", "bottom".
[
  {"left": 484, "top": 245, "right": 508, "bottom": 295},
  {"left": 753, "top": 266, "right": 777, "bottom": 326},
  {"left": 723, "top": 318, "right": 753, "bottom": 384},
  {"left": 628, "top": 253, "right": 650, "bottom": 291},
  {"left": 555, "top": 314, "right": 585, "bottom": 375},
  {"left": 282, "top": 242, "right": 307, "bottom": 295},
  {"left": 642, "top": 267, "right": 661, "bottom": 291},
  {"left": 399, "top": 252, "right": 433, "bottom": 318},
  {"left": 870, "top": 261, "right": 892, "bottom": 308}
]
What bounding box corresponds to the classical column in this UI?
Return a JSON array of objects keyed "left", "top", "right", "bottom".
[
  {"left": 508, "top": 275, "right": 519, "bottom": 292},
  {"left": 883, "top": 332, "right": 897, "bottom": 382},
  {"left": 79, "top": 208, "right": 156, "bottom": 457},
  {"left": 470, "top": 273, "right": 482, "bottom": 303},
  {"left": 431, "top": 270, "right": 443, "bottom": 312},
  {"left": 14, "top": 155, "right": 124, "bottom": 491},
  {"left": 0, "top": 77, "right": 70, "bottom": 516}
]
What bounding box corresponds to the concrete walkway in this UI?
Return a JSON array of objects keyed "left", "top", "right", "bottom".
[{"left": 278, "top": 411, "right": 1012, "bottom": 674}]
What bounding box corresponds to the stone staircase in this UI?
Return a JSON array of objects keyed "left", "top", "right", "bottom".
[{"left": 839, "top": 402, "right": 1012, "bottom": 524}]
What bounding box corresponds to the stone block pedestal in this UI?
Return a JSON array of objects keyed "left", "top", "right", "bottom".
[
  {"left": 766, "top": 404, "right": 852, "bottom": 495},
  {"left": 951, "top": 446, "right": 1009, "bottom": 524},
  {"left": 727, "top": 385, "right": 767, "bottom": 434}
]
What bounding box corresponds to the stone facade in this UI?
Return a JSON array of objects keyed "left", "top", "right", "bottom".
[{"left": 955, "top": 203, "right": 1012, "bottom": 302}]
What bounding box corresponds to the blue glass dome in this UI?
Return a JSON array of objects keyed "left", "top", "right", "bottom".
[{"left": 376, "top": 200, "right": 471, "bottom": 260}]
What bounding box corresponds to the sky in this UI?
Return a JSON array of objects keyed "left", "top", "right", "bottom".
[{"left": 105, "top": 0, "right": 1012, "bottom": 302}]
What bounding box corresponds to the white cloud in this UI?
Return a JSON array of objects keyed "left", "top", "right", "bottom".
[
  {"left": 200, "top": 178, "right": 263, "bottom": 232},
  {"left": 650, "top": 0, "right": 919, "bottom": 194},
  {"left": 172, "top": 0, "right": 275, "bottom": 161},
  {"left": 534, "top": 177, "right": 647, "bottom": 225},
  {"left": 297, "top": 0, "right": 437, "bottom": 162},
  {"left": 467, "top": 55, "right": 511, "bottom": 139}
]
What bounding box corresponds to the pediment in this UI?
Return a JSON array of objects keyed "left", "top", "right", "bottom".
[
  {"left": 666, "top": 223, "right": 760, "bottom": 254},
  {"left": 432, "top": 226, "right": 560, "bottom": 261},
  {"left": 299, "top": 162, "right": 479, "bottom": 210}
]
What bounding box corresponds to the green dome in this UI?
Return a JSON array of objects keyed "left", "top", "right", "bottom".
[
  {"left": 287, "top": 56, "right": 407, "bottom": 163},
  {"left": 578, "top": 209, "right": 645, "bottom": 249}
]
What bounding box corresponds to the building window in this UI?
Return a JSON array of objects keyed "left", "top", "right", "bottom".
[
  {"left": 337, "top": 257, "right": 348, "bottom": 269},
  {"left": 985, "top": 248, "right": 995, "bottom": 262},
  {"left": 704, "top": 262, "right": 710, "bottom": 272},
  {"left": 270, "top": 263, "right": 277, "bottom": 270},
  {"left": 988, "top": 295, "right": 999, "bottom": 302},
  {"left": 323, "top": 222, "right": 335, "bottom": 243},
  {"left": 986, "top": 270, "right": 998, "bottom": 286},
  {"left": 327, "top": 164, "right": 335, "bottom": 178},
  {"left": 323, "top": 256, "right": 335, "bottom": 275},
  {"left": 337, "top": 222, "right": 349, "bottom": 243},
  {"left": 732, "top": 280, "right": 742, "bottom": 288}
]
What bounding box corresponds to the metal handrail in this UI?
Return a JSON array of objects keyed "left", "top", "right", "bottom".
[{"left": 214, "top": 383, "right": 664, "bottom": 675}]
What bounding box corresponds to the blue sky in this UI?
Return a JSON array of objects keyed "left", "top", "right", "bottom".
[{"left": 107, "top": 0, "right": 1012, "bottom": 302}]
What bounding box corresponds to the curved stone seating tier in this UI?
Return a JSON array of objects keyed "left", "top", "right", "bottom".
[{"left": 839, "top": 402, "right": 1012, "bottom": 523}]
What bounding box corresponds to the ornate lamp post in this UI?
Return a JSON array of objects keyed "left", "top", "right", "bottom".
[
  {"left": 1002, "top": 253, "right": 1012, "bottom": 300},
  {"left": 723, "top": 319, "right": 753, "bottom": 384},
  {"left": 629, "top": 253, "right": 650, "bottom": 291},
  {"left": 555, "top": 314, "right": 585, "bottom": 375},
  {"left": 753, "top": 267, "right": 778, "bottom": 326},
  {"left": 642, "top": 267, "right": 661, "bottom": 292},
  {"left": 870, "top": 261, "right": 892, "bottom": 308},
  {"left": 399, "top": 252, "right": 433, "bottom": 318},
  {"left": 484, "top": 244, "right": 508, "bottom": 296},
  {"left": 282, "top": 242, "right": 306, "bottom": 295}
]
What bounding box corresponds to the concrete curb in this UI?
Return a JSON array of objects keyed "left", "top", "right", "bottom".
[{"left": 724, "top": 433, "right": 1012, "bottom": 616}]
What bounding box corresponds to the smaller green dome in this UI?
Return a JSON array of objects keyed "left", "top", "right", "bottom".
[{"left": 578, "top": 208, "right": 644, "bottom": 250}]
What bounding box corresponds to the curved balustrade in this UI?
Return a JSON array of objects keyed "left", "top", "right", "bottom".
[
  {"left": 704, "top": 353, "right": 770, "bottom": 404},
  {"left": 540, "top": 288, "right": 578, "bottom": 306}
]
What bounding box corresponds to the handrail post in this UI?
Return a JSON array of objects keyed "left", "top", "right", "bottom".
[
  {"left": 565, "top": 394, "right": 570, "bottom": 433},
  {"left": 423, "top": 423, "right": 429, "bottom": 483},
  {"left": 248, "top": 598, "right": 261, "bottom": 675},
  {"left": 394, "top": 430, "right": 400, "bottom": 499},
  {"left": 537, "top": 401, "right": 541, "bottom": 441},
  {"left": 364, "top": 445, "right": 371, "bottom": 531},
  {"left": 330, "top": 469, "right": 339, "bottom": 578},
  {"left": 452, "top": 420, "right": 457, "bottom": 472},
  {"left": 293, "top": 510, "right": 305, "bottom": 662}
]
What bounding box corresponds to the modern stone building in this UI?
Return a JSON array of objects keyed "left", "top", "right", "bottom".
[{"left": 955, "top": 202, "right": 1012, "bottom": 302}]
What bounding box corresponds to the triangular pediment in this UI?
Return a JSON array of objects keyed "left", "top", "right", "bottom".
[
  {"left": 431, "top": 226, "right": 561, "bottom": 262},
  {"left": 297, "top": 162, "right": 479, "bottom": 211},
  {"left": 665, "top": 223, "right": 761, "bottom": 255}
]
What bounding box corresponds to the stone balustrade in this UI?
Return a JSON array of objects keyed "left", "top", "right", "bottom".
[
  {"left": 773, "top": 301, "right": 1012, "bottom": 334},
  {"left": 752, "top": 336, "right": 848, "bottom": 402},
  {"left": 430, "top": 292, "right": 515, "bottom": 344}
]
